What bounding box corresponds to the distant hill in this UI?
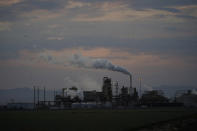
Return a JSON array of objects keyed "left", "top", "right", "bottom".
[
  {"left": 1, "top": 85, "right": 196, "bottom": 105},
  {"left": 0, "top": 87, "right": 56, "bottom": 105},
  {"left": 152, "top": 85, "right": 197, "bottom": 98}
]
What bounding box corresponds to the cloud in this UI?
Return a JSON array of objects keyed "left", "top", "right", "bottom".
[
  {"left": 20, "top": 9, "right": 61, "bottom": 21},
  {"left": 48, "top": 24, "right": 60, "bottom": 29},
  {"left": 1, "top": 0, "right": 197, "bottom": 23},
  {"left": 0, "top": 0, "right": 23, "bottom": 6},
  {"left": 1, "top": 47, "right": 196, "bottom": 73},
  {"left": 0, "top": 0, "right": 197, "bottom": 65},
  {"left": 1, "top": 46, "right": 197, "bottom": 88},
  {"left": 47, "top": 36, "right": 64, "bottom": 41},
  {"left": 71, "top": 1, "right": 195, "bottom": 22},
  {"left": 71, "top": 2, "right": 170, "bottom": 22},
  {"left": 125, "top": 0, "right": 197, "bottom": 10},
  {"left": 173, "top": 5, "right": 197, "bottom": 18},
  {"left": 0, "top": 22, "right": 12, "bottom": 31},
  {"left": 66, "top": 0, "right": 91, "bottom": 9},
  {"left": 0, "top": 0, "right": 197, "bottom": 90},
  {"left": 0, "top": 0, "right": 66, "bottom": 22}
]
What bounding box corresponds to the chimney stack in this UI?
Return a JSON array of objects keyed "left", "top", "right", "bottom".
[
  {"left": 130, "top": 74, "right": 132, "bottom": 89},
  {"left": 129, "top": 74, "right": 133, "bottom": 95}
]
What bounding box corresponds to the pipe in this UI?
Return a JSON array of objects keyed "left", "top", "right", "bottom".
[
  {"left": 130, "top": 74, "right": 132, "bottom": 89},
  {"left": 54, "top": 88, "right": 56, "bottom": 100},
  {"left": 139, "top": 77, "right": 141, "bottom": 98},
  {"left": 129, "top": 74, "right": 132, "bottom": 95},
  {"left": 43, "top": 87, "right": 45, "bottom": 104},
  {"left": 33, "top": 86, "right": 36, "bottom": 109},
  {"left": 37, "top": 87, "right": 39, "bottom": 105}
]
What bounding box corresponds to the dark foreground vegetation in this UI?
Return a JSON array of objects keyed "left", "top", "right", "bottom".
[
  {"left": 138, "top": 114, "right": 197, "bottom": 131},
  {"left": 0, "top": 108, "right": 197, "bottom": 131}
]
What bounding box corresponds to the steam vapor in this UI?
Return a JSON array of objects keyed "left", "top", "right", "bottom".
[
  {"left": 69, "top": 54, "right": 131, "bottom": 76},
  {"left": 40, "top": 53, "right": 131, "bottom": 76}
]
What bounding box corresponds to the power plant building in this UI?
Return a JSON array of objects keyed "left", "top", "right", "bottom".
[
  {"left": 32, "top": 76, "right": 139, "bottom": 109},
  {"left": 102, "top": 77, "right": 112, "bottom": 102}
]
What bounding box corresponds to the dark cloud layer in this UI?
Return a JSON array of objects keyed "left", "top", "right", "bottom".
[
  {"left": 0, "top": 0, "right": 197, "bottom": 88},
  {"left": 0, "top": 0, "right": 66, "bottom": 21},
  {"left": 126, "top": 0, "right": 197, "bottom": 9},
  {"left": 1, "top": 0, "right": 197, "bottom": 21}
]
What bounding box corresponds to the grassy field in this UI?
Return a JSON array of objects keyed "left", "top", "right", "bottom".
[{"left": 0, "top": 108, "right": 197, "bottom": 131}]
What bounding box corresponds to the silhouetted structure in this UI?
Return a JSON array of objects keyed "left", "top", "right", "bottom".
[
  {"left": 176, "top": 90, "right": 197, "bottom": 107},
  {"left": 83, "top": 90, "right": 98, "bottom": 102},
  {"left": 102, "top": 77, "right": 112, "bottom": 102},
  {"left": 140, "top": 90, "right": 169, "bottom": 106}
]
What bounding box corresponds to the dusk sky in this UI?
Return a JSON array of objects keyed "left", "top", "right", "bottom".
[{"left": 0, "top": 0, "right": 197, "bottom": 93}]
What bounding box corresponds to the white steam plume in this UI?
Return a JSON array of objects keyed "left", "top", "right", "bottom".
[
  {"left": 69, "top": 54, "right": 131, "bottom": 75},
  {"left": 40, "top": 53, "right": 131, "bottom": 76},
  {"left": 191, "top": 89, "right": 197, "bottom": 95},
  {"left": 64, "top": 76, "right": 101, "bottom": 99}
]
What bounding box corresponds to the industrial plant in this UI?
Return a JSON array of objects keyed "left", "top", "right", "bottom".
[
  {"left": 32, "top": 76, "right": 139, "bottom": 109},
  {"left": 2, "top": 73, "right": 197, "bottom": 110}
]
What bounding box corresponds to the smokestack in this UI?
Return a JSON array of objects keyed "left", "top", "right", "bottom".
[
  {"left": 115, "top": 81, "right": 119, "bottom": 96},
  {"left": 130, "top": 74, "right": 132, "bottom": 89},
  {"left": 129, "top": 74, "right": 132, "bottom": 95}
]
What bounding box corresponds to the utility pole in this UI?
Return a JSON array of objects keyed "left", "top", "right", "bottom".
[
  {"left": 139, "top": 76, "right": 142, "bottom": 98},
  {"left": 33, "top": 86, "right": 36, "bottom": 109},
  {"left": 115, "top": 81, "right": 119, "bottom": 96},
  {"left": 43, "top": 86, "right": 45, "bottom": 105},
  {"left": 37, "top": 87, "right": 39, "bottom": 105},
  {"left": 54, "top": 88, "right": 56, "bottom": 100}
]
